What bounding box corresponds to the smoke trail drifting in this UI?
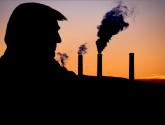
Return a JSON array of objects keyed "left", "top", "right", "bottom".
[
  {"left": 78, "top": 43, "right": 88, "bottom": 55},
  {"left": 96, "top": 2, "right": 131, "bottom": 53},
  {"left": 57, "top": 52, "right": 69, "bottom": 67}
]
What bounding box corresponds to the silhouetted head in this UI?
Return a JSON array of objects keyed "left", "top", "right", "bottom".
[{"left": 4, "top": 2, "right": 67, "bottom": 63}]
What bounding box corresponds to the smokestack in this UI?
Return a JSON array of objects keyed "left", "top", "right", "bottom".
[
  {"left": 97, "top": 53, "right": 102, "bottom": 77},
  {"left": 129, "top": 53, "right": 134, "bottom": 80},
  {"left": 78, "top": 43, "right": 87, "bottom": 77},
  {"left": 78, "top": 54, "right": 83, "bottom": 76}
]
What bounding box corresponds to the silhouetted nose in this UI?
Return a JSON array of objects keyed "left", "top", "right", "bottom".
[{"left": 56, "top": 33, "right": 62, "bottom": 43}]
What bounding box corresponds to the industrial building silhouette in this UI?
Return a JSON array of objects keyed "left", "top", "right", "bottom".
[{"left": 78, "top": 52, "right": 135, "bottom": 80}]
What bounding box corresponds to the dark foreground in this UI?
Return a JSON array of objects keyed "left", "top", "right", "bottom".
[
  {"left": 75, "top": 75, "right": 165, "bottom": 97},
  {"left": 2, "top": 75, "right": 165, "bottom": 97}
]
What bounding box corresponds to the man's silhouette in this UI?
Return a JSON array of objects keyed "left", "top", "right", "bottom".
[{"left": 0, "top": 2, "right": 76, "bottom": 82}]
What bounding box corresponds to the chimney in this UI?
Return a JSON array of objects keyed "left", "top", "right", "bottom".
[
  {"left": 78, "top": 54, "right": 83, "bottom": 76},
  {"left": 129, "top": 53, "right": 134, "bottom": 80},
  {"left": 97, "top": 53, "right": 102, "bottom": 77}
]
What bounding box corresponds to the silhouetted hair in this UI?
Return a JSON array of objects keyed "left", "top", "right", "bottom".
[{"left": 5, "top": 2, "right": 67, "bottom": 47}]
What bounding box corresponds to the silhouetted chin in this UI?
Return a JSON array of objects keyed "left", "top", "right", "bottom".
[{"left": 48, "top": 44, "right": 56, "bottom": 59}]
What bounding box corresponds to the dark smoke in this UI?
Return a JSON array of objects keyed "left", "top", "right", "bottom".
[
  {"left": 78, "top": 43, "right": 88, "bottom": 55},
  {"left": 57, "top": 52, "right": 69, "bottom": 67},
  {"left": 96, "top": 3, "right": 130, "bottom": 53}
]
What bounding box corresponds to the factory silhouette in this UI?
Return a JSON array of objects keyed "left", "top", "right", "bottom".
[
  {"left": 0, "top": 2, "right": 165, "bottom": 96},
  {"left": 78, "top": 50, "right": 134, "bottom": 80},
  {"left": 78, "top": 3, "right": 135, "bottom": 80}
]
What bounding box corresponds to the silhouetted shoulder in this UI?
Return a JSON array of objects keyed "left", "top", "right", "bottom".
[{"left": 48, "top": 60, "right": 77, "bottom": 81}]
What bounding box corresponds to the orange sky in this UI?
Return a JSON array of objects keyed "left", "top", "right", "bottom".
[{"left": 0, "top": 0, "right": 165, "bottom": 79}]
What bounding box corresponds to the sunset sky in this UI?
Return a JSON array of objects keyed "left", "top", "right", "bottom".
[{"left": 0, "top": 0, "right": 165, "bottom": 79}]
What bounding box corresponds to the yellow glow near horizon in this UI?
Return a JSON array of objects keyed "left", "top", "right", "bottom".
[{"left": 142, "top": 75, "right": 165, "bottom": 79}]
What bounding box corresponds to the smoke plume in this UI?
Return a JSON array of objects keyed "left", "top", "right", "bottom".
[
  {"left": 78, "top": 43, "right": 88, "bottom": 55},
  {"left": 96, "top": 2, "right": 131, "bottom": 53},
  {"left": 57, "top": 52, "right": 69, "bottom": 67}
]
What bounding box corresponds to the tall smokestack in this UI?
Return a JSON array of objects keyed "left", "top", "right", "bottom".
[
  {"left": 97, "top": 53, "right": 102, "bottom": 77},
  {"left": 78, "top": 54, "right": 83, "bottom": 76},
  {"left": 78, "top": 43, "right": 87, "bottom": 77},
  {"left": 129, "top": 53, "right": 134, "bottom": 80}
]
